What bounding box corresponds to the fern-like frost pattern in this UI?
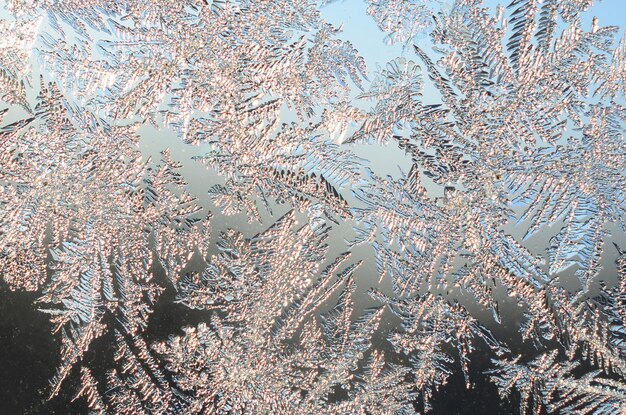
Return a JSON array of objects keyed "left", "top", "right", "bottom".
[{"left": 0, "top": 0, "right": 624, "bottom": 413}]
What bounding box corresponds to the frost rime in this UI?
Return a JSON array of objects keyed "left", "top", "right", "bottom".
[{"left": 0, "top": 0, "right": 624, "bottom": 413}]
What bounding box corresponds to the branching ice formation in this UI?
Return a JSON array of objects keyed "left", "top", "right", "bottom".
[{"left": 0, "top": 0, "right": 624, "bottom": 413}]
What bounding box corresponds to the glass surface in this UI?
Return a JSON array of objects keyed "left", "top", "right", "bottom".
[{"left": 0, "top": 0, "right": 625, "bottom": 413}]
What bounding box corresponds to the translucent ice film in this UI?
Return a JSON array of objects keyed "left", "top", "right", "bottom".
[{"left": 0, "top": 0, "right": 625, "bottom": 413}]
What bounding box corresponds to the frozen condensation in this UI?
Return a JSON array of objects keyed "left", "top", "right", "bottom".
[{"left": 0, "top": 0, "right": 624, "bottom": 413}]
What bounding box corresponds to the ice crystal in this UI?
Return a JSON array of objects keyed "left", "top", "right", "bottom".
[
  {"left": 0, "top": 79, "right": 209, "bottom": 395},
  {"left": 366, "top": 0, "right": 441, "bottom": 45},
  {"left": 489, "top": 350, "right": 626, "bottom": 415},
  {"left": 371, "top": 289, "right": 509, "bottom": 411},
  {"left": 74, "top": 215, "right": 416, "bottom": 414},
  {"left": 0, "top": 0, "right": 624, "bottom": 413}
]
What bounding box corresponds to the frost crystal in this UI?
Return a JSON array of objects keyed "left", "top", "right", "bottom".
[
  {"left": 0, "top": 0, "right": 624, "bottom": 413},
  {"left": 366, "top": 0, "right": 441, "bottom": 44}
]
